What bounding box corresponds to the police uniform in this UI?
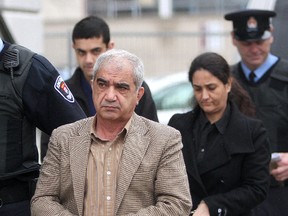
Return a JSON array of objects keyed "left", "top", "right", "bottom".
[
  {"left": 225, "top": 10, "right": 288, "bottom": 216},
  {"left": 0, "top": 40, "right": 86, "bottom": 215}
]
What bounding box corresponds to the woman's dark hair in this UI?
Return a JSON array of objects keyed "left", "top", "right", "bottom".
[
  {"left": 188, "top": 52, "right": 255, "bottom": 117},
  {"left": 188, "top": 52, "right": 230, "bottom": 85},
  {"left": 230, "top": 78, "right": 256, "bottom": 117}
]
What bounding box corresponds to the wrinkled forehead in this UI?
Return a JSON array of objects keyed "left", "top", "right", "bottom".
[{"left": 96, "top": 63, "right": 136, "bottom": 85}]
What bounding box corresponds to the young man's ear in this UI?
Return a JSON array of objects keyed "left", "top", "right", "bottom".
[{"left": 108, "top": 41, "right": 115, "bottom": 50}]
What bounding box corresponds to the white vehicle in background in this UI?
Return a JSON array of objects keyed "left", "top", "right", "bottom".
[{"left": 146, "top": 71, "right": 193, "bottom": 125}]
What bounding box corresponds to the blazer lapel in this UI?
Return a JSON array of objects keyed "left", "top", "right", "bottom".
[
  {"left": 70, "top": 118, "right": 92, "bottom": 216},
  {"left": 115, "top": 115, "right": 150, "bottom": 212}
]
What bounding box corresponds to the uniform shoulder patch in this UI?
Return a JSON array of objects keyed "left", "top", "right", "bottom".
[{"left": 54, "top": 75, "right": 75, "bottom": 103}]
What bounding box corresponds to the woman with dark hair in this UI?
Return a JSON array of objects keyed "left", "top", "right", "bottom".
[{"left": 168, "top": 52, "right": 270, "bottom": 216}]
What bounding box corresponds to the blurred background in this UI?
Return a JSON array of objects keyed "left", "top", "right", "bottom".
[
  {"left": 0, "top": 0, "right": 286, "bottom": 123},
  {"left": 0, "top": 1, "right": 262, "bottom": 76},
  {"left": 1, "top": 0, "right": 286, "bottom": 78}
]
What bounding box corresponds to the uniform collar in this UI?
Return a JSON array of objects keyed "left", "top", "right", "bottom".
[{"left": 241, "top": 53, "right": 278, "bottom": 81}]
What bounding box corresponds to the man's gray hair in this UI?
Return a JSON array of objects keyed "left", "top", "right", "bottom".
[{"left": 93, "top": 49, "right": 144, "bottom": 90}]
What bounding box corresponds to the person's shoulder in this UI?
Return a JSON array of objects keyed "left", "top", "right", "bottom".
[
  {"left": 231, "top": 105, "right": 264, "bottom": 131},
  {"left": 278, "top": 57, "right": 288, "bottom": 65},
  {"left": 135, "top": 114, "right": 180, "bottom": 135},
  {"left": 52, "top": 117, "right": 92, "bottom": 137},
  {"left": 31, "top": 54, "right": 56, "bottom": 70},
  {"left": 168, "top": 111, "right": 194, "bottom": 127},
  {"left": 10, "top": 43, "right": 34, "bottom": 54},
  {"left": 272, "top": 57, "right": 288, "bottom": 70},
  {"left": 65, "top": 68, "right": 82, "bottom": 84},
  {"left": 239, "top": 112, "right": 262, "bottom": 125},
  {"left": 230, "top": 62, "right": 241, "bottom": 74},
  {"left": 238, "top": 114, "right": 268, "bottom": 148},
  {"left": 272, "top": 58, "right": 288, "bottom": 80},
  {"left": 7, "top": 43, "right": 56, "bottom": 75},
  {"left": 8, "top": 43, "right": 36, "bottom": 68}
]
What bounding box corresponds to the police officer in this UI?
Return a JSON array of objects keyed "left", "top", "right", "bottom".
[
  {"left": 225, "top": 9, "right": 288, "bottom": 216},
  {"left": 0, "top": 38, "right": 86, "bottom": 215}
]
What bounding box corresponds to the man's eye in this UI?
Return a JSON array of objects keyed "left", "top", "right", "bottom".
[
  {"left": 92, "top": 49, "right": 102, "bottom": 55},
  {"left": 97, "top": 82, "right": 107, "bottom": 89},
  {"left": 243, "top": 42, "right": 251, "bottom": 46},
  {"left": 117, "top": 85, "right": 129, "bottom": 93},
  {"left": 77, "top": 50, "right": 85, "bottom": 56},
  {"left": 119, "top": 86, "right": 127, "bottom": 90}
]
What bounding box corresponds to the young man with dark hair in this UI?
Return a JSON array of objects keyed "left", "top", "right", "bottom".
[{"left": 66, "top": 16, "right": 158, "bottom": 121}]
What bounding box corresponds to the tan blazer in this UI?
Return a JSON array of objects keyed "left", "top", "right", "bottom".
[{"left": 31, "top": 114, "right": 192, "bottom": 216}]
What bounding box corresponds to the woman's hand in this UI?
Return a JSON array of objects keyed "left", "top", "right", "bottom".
[{"left": 192, "top": 201, "right": 210, "bottom": 216}]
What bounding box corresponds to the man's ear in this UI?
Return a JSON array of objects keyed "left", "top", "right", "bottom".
[
  {"left": 90, "top": 79, "right": 94, "bottom": 91},
  {"left": 269, "top": 25, "right": 274, "bottom": 33},
  {"left": 108, "top": 41, "right": 115, "bottom": 49},
  {"left": 231, "top": 31, "right": 237, "bottom": 46},
  {"left": 137, "top": 86, "right": 145, "bottom": 103}
]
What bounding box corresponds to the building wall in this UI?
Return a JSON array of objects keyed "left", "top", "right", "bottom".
[{"left": 42, "top": 0, "right": 239, "bottom": 78}]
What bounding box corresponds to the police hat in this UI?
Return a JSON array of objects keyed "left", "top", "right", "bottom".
[{"left": 224, "top": 9, "right": 276, "bottom": 41}]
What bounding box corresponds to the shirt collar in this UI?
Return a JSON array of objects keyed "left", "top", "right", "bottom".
[
  {"left": 90, "top": 114, "right": 133, "bottom": 142},
  {"left": 199, "top": 103, "right": 231, "bottom": 134},
  {"left": 241, "top": 53, "right": 278, "bottom": 81},
  {"left": 215, "top": 103, "right": 231, "bottom": 134},
  {"left": 0, "top": 38, "right": 4, "bottom": 53}
]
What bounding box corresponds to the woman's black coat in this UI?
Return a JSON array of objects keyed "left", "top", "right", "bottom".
[{"left": 168, "top": 103, "right": 270, "bottom": 216}]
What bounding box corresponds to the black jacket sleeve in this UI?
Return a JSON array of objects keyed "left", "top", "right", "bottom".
[
  {"left": 135, "top": 80, "right": 159, "bottom": 122},
  {"left": 22, "top": 54, "right": 86, "bottom": 135}
]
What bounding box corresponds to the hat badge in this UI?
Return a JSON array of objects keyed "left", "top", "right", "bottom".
[{"left": 247, "top": 17, "right": 258, "bottom": 30}]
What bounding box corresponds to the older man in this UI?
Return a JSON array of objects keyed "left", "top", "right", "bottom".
[{"left": 31, "top": 49, "right": 192, "bottom": 216}]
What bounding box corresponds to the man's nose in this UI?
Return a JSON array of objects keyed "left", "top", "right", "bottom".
[
  {"left": 249, "top": 42, "right": 260, "bottom": 52},
  {"left": 85, "top": 53, "right": 94, "bottom": 63},
  {"left": 105, "top": 87, "right": 117, "bottom": 101}
]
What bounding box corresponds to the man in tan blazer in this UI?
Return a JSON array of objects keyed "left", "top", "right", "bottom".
[{"left": 31, "top": 49, "right": 192, "bottom": 216}]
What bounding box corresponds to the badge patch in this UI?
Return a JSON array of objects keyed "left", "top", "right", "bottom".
[
  {"left": 247, "top": 17, "right": 257, "bottom": 29},
  {"left": 54, "top": 75, "right": 75, "bottom": 103}
]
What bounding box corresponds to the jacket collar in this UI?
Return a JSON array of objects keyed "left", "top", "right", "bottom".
[{"left": 185, "top": 102, "right": 254, "bottom": 192}]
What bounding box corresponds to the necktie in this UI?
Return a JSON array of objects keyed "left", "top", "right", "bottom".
[{"left": 249, "top": 71, "right": 256, "bottom": 83}]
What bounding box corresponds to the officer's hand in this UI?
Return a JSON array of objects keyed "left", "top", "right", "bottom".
[{"left": 270, "top": 152, "right": 288, "bottom": 181}]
